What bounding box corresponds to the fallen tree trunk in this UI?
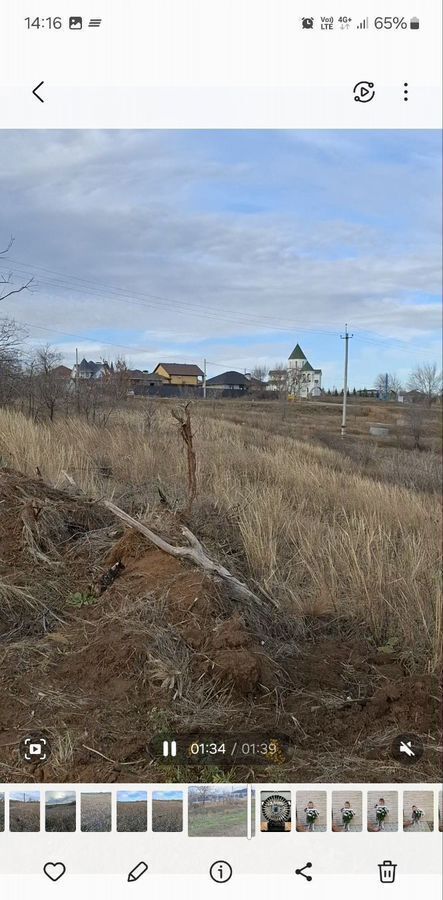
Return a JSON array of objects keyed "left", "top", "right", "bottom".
[{"left": 102, "top": 498, "right": 277, "bottom": 608}]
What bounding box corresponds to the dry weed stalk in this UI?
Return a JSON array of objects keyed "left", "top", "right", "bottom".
[{"left": 171, "top": 402, "right": 197, "bottom": 514}]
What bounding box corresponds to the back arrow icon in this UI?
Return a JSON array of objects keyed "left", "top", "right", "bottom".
[{"left": 32, "top": 81, "right": 45, "bottom": 103}]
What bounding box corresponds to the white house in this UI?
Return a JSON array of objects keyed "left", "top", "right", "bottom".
[
  {"left": 288, "top": 343, "right": 322, "bottom": 398},
  {"left": 71, "top": 358, "right": 112, "bottom": 380}
]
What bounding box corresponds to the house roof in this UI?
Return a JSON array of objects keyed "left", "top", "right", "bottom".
[
  {"left": 289, "top": 343, "right": 307, "bottom": 361},
  {"left": 301, "top": 361, "right": 314, "bottom": 372},
  {"left": 53, "top": 365, "right": 72, "bottom": 378},
  {"left": 154, "top": 363, "right": 204, "bottom": 377},
  {"left": 78, "top": 358, "right": 108, "bottom": 375},
  {"left": 206, "top": 370, "right": 250, "bottom": 386}
]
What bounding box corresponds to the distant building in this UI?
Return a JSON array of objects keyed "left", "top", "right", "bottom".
[
  {"left": 127, "top": 369, "right": 168, "bottom": 394},
  {"left": 53, "top": 365, "right": 72, "bottom": 380},
  {"left": 72, "top": 358, "right": 111, "bottom": 380},
  {"left": 288, "top": 343, "right": 322, "bottom": 398},
  {"left": 206, "top": 370, "right": 250, "bottom": 397},
  {"left": 154, "top": 363, "right": 204, "bottom": 387}
]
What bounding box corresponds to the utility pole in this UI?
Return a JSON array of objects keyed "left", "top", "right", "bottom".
[
  {"left": 75, "top": 347, "right": 80, "bottom": 414},
  {"left": 340, "top": 324, "right": 353, "bottom": 437},
  {"left": 203, "top": 358, "right": 207, "bottom": 400}
]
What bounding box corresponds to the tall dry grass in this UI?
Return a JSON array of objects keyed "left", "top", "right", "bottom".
[{"left": 0, "top": 405, "right": 441, "bottom": 672}]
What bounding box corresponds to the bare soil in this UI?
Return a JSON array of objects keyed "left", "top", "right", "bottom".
[{"left": 0, "top": 464, "right": 440, "bottom": 784}]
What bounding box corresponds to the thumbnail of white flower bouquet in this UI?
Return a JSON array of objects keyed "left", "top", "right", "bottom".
[
  {"left": 304, "top": 807, "right": 320, "bottom": 831},
  {"left": 340, "top": 807, "right": 355, "bottom": 832}
]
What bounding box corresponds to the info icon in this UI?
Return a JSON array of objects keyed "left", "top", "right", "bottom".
[
  {"left": 20, "top": 734, "right": 51, "bottom": 763},
  {"left": 391, "top": 732, "right": 423, "bottom": 765},
  {"left": 69, "top": 16, "right": 83, "bottom": 29}
]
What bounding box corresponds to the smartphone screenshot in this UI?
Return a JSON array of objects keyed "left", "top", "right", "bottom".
[{"left": 0, "top": 1, "right": 441, "bottom": 897}]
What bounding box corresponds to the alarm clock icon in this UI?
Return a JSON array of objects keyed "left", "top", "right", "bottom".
[{"left": 302, "top": 17, "right": 314, "bottom": 29}]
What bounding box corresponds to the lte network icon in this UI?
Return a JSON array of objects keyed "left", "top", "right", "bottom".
[
  {"left": 302, "top": 17, "right": 314, "bottom": 29},
  {"left": 69, "top": 16, "right": 83, "bottom": 29}
]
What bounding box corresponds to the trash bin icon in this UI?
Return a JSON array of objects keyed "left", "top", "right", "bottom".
[{"left": 378, "top": 861, "right": 397, "bottom": 884}]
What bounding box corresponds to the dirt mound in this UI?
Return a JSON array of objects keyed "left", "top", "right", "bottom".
[{"left": 0, "top": 467, "right": 440, "bottom": 784}]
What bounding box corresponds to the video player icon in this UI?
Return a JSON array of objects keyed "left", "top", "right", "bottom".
[{"left": 353, "top": 81, "right": 375, "bottom": 102}]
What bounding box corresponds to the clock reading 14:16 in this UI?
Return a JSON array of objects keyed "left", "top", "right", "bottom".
[{"left": 25, "top": 17, "right": 63, "bottom": 29}]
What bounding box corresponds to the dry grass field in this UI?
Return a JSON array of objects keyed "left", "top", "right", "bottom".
[
  {"left": 152, "top": 799, "right": 183, "bottom": 832},
  {"left": 80, "top": 793, "right": 112, "bottom": 832},
  {"left": 9, "top": 799, "right": 40, "bottom": 832},
  {"left": 45, "top": 800, "right": 76, "bottom": 832},
  {"left": 116, "top": 800, "right": 147, "bottom": 832},
  {"left": 0, "top": 398, "right": 441, "bottom": 784}
]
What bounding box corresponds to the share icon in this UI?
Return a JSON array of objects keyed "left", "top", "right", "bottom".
[{"left": 295, "top": 862, "right": 313, "bottom": 882}]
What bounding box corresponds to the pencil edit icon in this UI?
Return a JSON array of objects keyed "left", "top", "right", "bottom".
[{"left": 127, "top": 861, "right": 148, "bottom": 882}]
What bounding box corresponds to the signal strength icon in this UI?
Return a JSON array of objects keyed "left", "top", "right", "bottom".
[{"left": 357, "top": 17, "right": 369, "bottom": 29}]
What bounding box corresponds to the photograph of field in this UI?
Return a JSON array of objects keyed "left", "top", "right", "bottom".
[
  {"left": 9, "top": 791, "right": 40, "bottom": 832},
  {"left": 80, "top": 791, "right": 112, "bottom": 832},
  {"left": 403, "top": 790, "right": 434, "bottom": 832},
  {"left": 296, "top": 791, "right": 327, "bottom": 832},
  {"left": 439, "top": 792, "right": 443, "bottom": 832},
  {"left": 0, "top": 130, "right": 441, "bottom": 786},
  {"left": 152, "top": 790, "right": 183, "bottom": 832},
  {"left": 332, "top": 791, "right": 362, "bottom": 832},
  {"left": 368, "top": 791, "right": 398, "bottom": 832},
  {"left": 45, "top": 790, "right": 76, "bottom": 832},
  {"left": 188, "top": 785, "right": 247, "bottom": 837},
  {"left": 0, "top": 793, "right": 4, "bottom": 830},
  {"left": 116, "top": 790, "right": 147, "bottom": 832}
]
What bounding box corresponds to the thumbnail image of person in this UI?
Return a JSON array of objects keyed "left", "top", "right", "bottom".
[
  {"left": 368, "top": 792, "right": 398, "bottom": 832},
  {"left": 296, "top": 791, "right": 326, "bottom": 832},
  {"left": 332, "top": 791, "right": 362, "bottom": 832},
  {"left": 403, "top": 791, "right": 434, "bottom": 832}
]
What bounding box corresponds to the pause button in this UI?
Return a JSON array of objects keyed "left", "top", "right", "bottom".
[{"left": 209, "top": 861, "right": 233, "bottom": 883}]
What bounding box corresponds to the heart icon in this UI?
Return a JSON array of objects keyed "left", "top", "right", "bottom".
[{"left": 44, "top": 862, "right": 66, "bottom": 881}]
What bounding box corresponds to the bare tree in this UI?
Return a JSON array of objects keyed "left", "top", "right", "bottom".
[
  {"left": 0, "top": 237, "right": 34, "bottom": 302},
  {"left": 407, "top": 363, "right": 442, "bottom": 406},
  {"left": 374, "top": 372, "right": 403, "bottom": 398},
  {"left": 0, "top": 318, "right": 26, "bottom": 407},
  {"left": 251, "top": 364, "right": 268, "bottom": 383},
  {"left": 30, "top": 344, "right": 66, "bottom": 421},
  {"left": 268, "top": 363, "right": 288, "bottom": 398}
]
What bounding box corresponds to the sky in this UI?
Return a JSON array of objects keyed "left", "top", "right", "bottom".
[
  {"left": 0, "top": 129, "right": 441, "bottom": 388},
  {"left": 117, "top": 791, "right": 148, "bottom": 803}
]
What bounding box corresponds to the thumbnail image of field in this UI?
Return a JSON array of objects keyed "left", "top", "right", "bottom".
[
  {"left": 439, "top": 792, "right": 443, "bottom": 832},
  {"left": 0, "top": 793, "right": 4, "bottom": 830},
  {"left": 9, "top": 792, "right": 40, "bottom": 832},
  {"left": 116, "top": 791, "right": 147, "bottom": 832},
  {"left": 403, "top": 791, "right": 434, "bottom": 832},
  {"left": 81, "top": 792, "right": 112, "bottom": 832},
  {"left": 45, "top": 791, "right": 76, "bottom": 832},
  {"left": 189, "top": 786, "right": 247, "bottom": 837},
  {"left": 152, "top": 791, "right": 183, "bottom": 832},
  {"left": 368, "top": 791, "right": 398, "bottom": 832},
  {"left": 296, "top": 791, "right": 327, "bottom": 831}
]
